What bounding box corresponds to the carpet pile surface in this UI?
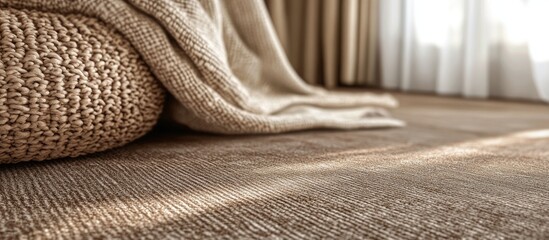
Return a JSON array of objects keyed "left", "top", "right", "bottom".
[{"left": 1, "top": 94, "right": 548, "bottom": 239}]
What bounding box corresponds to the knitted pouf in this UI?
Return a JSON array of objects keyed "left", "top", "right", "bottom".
[{"left": 0, "top": 8, "right": 165, "bottom": 164}]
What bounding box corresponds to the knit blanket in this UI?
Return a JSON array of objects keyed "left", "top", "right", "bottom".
[{"left": 1, "top": 0, "right": 403, "bottom": 134}]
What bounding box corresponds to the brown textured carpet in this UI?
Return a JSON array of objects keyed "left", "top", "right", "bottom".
[{"left": 1, "top": 93, "right": 549, "bottom": 239}]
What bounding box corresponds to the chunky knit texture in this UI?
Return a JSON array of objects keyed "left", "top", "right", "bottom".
[
  {"left": 0, "top": 8, "right": 164, "bottom": 163},
  {"left": 0, "top": 0, "right": 403, "bottom": 136}
]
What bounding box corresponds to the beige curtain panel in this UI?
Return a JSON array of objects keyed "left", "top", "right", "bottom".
[{"left": 266, "top": 0, "right": 380, "bottom": 88}]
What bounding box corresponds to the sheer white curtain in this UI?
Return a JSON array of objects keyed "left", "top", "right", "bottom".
[{"left": 380, "top": 0, "right": 549, "bottom": 101}]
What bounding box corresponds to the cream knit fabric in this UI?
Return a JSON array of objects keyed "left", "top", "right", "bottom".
[{"left": 1, "top": 0, "right": 403, "bottom": 135}]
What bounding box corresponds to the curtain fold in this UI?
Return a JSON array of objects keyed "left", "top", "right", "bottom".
[
  {"left": 357, "top": 0, "right": 380, "bottom": 86},
  {"left": 265, "top": 0, "right": 380, "bottom": 88},
  {"left": 340, "top": 0, "right": 359, "bottom": 85}
]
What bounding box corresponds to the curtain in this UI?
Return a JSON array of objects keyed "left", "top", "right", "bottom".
[
  {"left": 380, "top": 0, "right": 549, "bottom": 101},
  {"left": 265, "top": 0, "right": 381, "bottom": 88}
]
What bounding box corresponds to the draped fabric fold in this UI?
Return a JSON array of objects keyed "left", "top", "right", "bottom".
[{"left": 0, "top": 0, "right": 403, "bottom": 134}]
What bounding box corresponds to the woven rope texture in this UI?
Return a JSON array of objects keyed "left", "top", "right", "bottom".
[{"left": 0, "top": 8, "right": 164, "bottom": 163}]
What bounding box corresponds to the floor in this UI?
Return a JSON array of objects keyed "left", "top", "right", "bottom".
[{"left": 1, "top": 93, "right": 549, "bottom": 239}]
